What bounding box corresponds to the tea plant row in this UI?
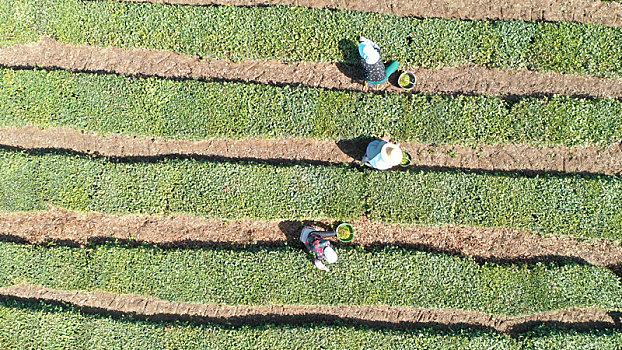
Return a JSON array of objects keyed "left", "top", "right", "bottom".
[
  {"left": 1, "top": 0, "right": 621, "bottom": 77},
  {"left": 1, "top": 150, "right": 620, "bottom": 240},
  {"left": 0, "top": 242, "right": 620, "bottom": 315},
  {"left": 3, "top": 299, "right": 622, "bottom": 349},
  {"left": 2, "top": 68, "right": 621, "bottom": 146}
]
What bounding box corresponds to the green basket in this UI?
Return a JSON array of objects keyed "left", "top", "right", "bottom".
[
  {"left": 335, "top": 223, "right": 355, "bottom": 242},
  {"left": 400, "top": 152, "right": 412, "bottom": 167}
]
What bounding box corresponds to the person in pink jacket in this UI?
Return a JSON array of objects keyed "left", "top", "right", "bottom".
[{"left": 300, "top": 226, "right": 338, "bottom": 271}]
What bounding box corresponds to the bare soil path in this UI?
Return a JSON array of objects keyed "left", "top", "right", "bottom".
[
  {"left": 1, "top": 38, "right": 621, "bottom": 99},
  {"left": 1, "top": 126, "right": 621, "bottom": 175},
  {"left": 90, "top": 0, "right": 622, "bottom": 29},
  {"left": 1, "top": 210, "right": 621, "bottom": 277},
  {"left": 1, "top": 284, "right": 620, "bottom": 334}
]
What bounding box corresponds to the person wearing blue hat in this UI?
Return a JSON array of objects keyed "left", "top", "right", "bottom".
[{"left": 359, "top": 37, "right": 399, "bottom": 88}]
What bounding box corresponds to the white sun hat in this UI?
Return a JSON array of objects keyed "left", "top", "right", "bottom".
[
  {"left": 323, "top": 246, "right": 338, "bottom": 264},
  {"left": 380, "top": 142, "right": 403, "bottom": 167},
  {"left": 358, "top": 40, "right": 380, "bottom": 64}
]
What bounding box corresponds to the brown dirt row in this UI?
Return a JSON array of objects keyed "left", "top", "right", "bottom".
[
  {"left": 1, "top": 284, "right": 620, "bottom": 334},
  {"left": 1, "top": 209, "right": 621, "bottom": 277},
  {"left": 1, "top": 126, "right": 621, "bottom": 175},
  {"left": 89, "top": 0, "right": 622, "bottom": 28},
  {"left": 1, "top": 37, "right": 621, "bottom": 99}
]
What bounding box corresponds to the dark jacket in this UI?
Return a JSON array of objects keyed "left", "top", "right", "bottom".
[{"left": 361, "top": 47, "right": 386, "bottom": 83}]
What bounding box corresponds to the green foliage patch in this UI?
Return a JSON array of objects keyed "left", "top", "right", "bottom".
[
  {"left": 1, "top": 68, "right": 621, "bottom": 146},
  {"left": 0, "top": 150, "right": 621, "bottom": 240},
  {"left": 3, "top": 300, "right": 622, "bottom": 350},
  {"left": 367, "top": 170, "right": 622, "bottom": 240},
  {"left": 0, "top": 150, "right": 364, "bottom": 221},
  {"left": 0, "top": 242, "right": 620, "bottom": 315},
  {"left": 1, "top": 0, "right": 622, "bottom": 77}
]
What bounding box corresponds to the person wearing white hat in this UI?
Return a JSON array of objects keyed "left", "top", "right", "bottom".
[
  {"left": 301, "top": 227, "right": 338, "bottom": 271},
  {"left": 361, "top": 135, "right": 403, "bottom": 170},
  {"left": 359, "top": 37, "right": 399, "bottom": 88}
]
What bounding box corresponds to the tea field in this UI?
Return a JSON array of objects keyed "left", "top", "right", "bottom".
[{"left": 0, "top": 0, "right": 621, "bottom": 348}]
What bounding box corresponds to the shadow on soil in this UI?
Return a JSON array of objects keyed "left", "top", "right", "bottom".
[
  {"left": 0, "top": 295, "right": 620, "bottom": 337},
  {"left": 3, "top": 62, "right": 618, "bottom": 102},
  {"left": 1, "top": 223, "right": 620, "bottom": 280},
  {"left": 335, "top": 39, "right": 364, "bottom": 84},
  {"left": 335, "top": 135, "right": 375, "bottom": 160},
  {"left": 506, "top": 317, "right": 622, "bottom": 336},
  {"left": 0, "top": 299, "right": 495, "bottom": 339},
  {"left": 0, "top": 143, "right": 359, "bottom": 168},
  {"left": 0, "top": 143, "right": 614, "bottom": 179}
]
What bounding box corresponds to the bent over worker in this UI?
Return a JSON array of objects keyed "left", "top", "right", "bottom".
[
  {"left": 300, "top": 226, "right": 338, "bottom": 271},
  {"left": 359, "top": 37, "right": 399, "bottom": 89},
  {"left": 362, "top": 135, "right": 403, "bottom": 170}
]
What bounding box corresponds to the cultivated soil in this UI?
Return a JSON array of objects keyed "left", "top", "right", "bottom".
[
  {"left": 1, "top": 209, "right": 621, "bottom": 277},
  {"left": 1, "top": 126, "right": 621, "bottom": 175},
  {"left": 1, "top": 284, "right": 620, "bottom": 334},
  {"left": 1, "top": 38, "right": 621, "bottom": 99},
  {"left": 89, "top": 0, "right": 622, "bottom": 28}
]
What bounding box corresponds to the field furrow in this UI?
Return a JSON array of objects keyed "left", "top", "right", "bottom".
[
  {"left": 87, "top": 0, "right": 622, "bottom": 28},
  {"left": 0, "top": 242, "right": 620, "bottom": 315},
  {"left": 2, "top": 127, "right": 621, "bottom": 175},
  {"left": 1, "top": 284, "right": 620, "bottom": 335},
  {"left": 1, "top": 210, "right": 622, "bottom": 277},
  {"left": 2, "top": 38, "right": 622, "bottom": 99},
  {"left": 1, "top": 299, "right": 622, "bottom": 349},
  {"left": 2, "top": 0, "right": 622, "bottom": 78},
  {"left": 1, "top": 0, "right": 621, "bottom": 346},
  {"left": 0, "top": 150, "right": 620, "bottom": 240}
]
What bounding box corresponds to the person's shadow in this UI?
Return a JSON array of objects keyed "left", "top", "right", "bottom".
[
  {"left": 336, "top": 39, "right": 363, "bottom": 84},
  {"left": 336, "top": 136, "right": 375, "bottom": 161}
]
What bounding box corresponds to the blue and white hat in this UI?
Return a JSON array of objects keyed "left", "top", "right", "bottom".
[{"left": 358, "top": 38, "right": 380, "bottom": 64}]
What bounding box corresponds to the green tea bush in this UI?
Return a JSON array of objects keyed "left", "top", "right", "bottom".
[
  {"left": 1, "top": 0, "right": 621, "bottom": 77},
  {"left": 0, "top": 150, "right": 621, "bottom": 240},
  {"left": 367, "top": 170, "right": 622, "bottom": 241},
  {"left": 1, "top": 68, "right": 621, "bottom": 146},
  {"left": 0, "top": 242, "right": 620, "bottom": 315},
  {"left": 0, "top": 150, "right": 364, "bottom": 220}
]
